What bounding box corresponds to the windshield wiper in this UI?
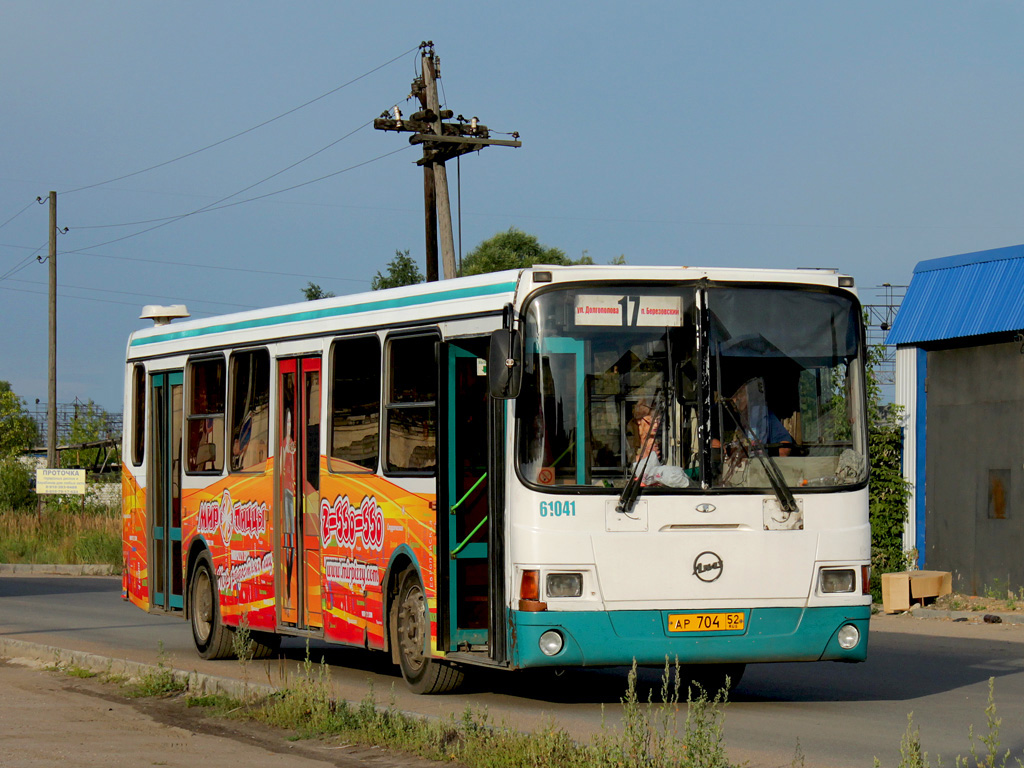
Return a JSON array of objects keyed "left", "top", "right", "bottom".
[
  {"left": 719, "top": 397, "right": 798, "bottom": 513},
  {"left": 616, "top": 390, "right": 664, "bottom": 515}
]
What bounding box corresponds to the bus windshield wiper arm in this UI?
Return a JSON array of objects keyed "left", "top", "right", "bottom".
[
  {"left": 720, "top": 398, "right": 798, "bottom": 513},
  {"left": 616, "top": 391, "right": 664, "bottom": 515}
]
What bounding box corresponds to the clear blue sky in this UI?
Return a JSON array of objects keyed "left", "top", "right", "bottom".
[{"left": 3, "top": 1, "right": 1023, "bottom": 411}]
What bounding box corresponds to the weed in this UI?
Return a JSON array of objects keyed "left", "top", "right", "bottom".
[
  {"left": 232, "top": 611, "right": 255, "bottom": 690},
  {"left": 65, "top": 665, "right": 97, "bottom": 679},
  {"left": 958, "top": 678, "right": 1012, "bottom": 768},
  {"left": 983, "top": 580, "right": 1005, "bottom": 602},
  {"left": 897, "top": 713, "right": 930, "bottom": 768},
  {"left": 949, "top": 596, "right": 967, "bottom": 611},
  {"left": 187, "top": 692, "right": 240, "bottom": 710},
  {"left": 127, "top": 642, "right": 186, "bottom": 698},
  {"left": 792, "top": 738, "right": 805, "bottom": 768}
]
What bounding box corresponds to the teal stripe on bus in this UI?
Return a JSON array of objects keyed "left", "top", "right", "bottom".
[{"left": 130, "top": 280, "right": 518, "bottom": 347}]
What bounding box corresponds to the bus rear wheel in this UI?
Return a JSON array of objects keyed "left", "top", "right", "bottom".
[
  {"left": 190, "top": 552, "right": 235, "bottom": 660},
  {"left": 393, "top": 567, "right": 464, "bottom": 694}
]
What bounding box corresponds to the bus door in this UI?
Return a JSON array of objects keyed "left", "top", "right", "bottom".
[
  {"left": 276, "top": 357, "right": 323, "bottom": 630},
  {"left": 443, "top": 341, "right": 505, "bottom": 662},
  {"left": 150, "top": 371, "right": 183, "bottom": 613}
]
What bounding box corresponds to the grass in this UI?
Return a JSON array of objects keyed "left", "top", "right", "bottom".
[
  {"left": 201, "top": 654, "right": 733, "bottom": 768},
  {"left": 125, "top": 643, "right": 188, "bottom": 698},
  {"left": 47, "top": 642, "right": 1024, "bottom": 768},
  {"left": 0, "top": 503, "right": 120, "bottom": 566}
]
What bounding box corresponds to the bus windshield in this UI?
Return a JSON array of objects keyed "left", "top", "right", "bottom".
[{"left": 516, "top": 283, "right": 867, "bottom": 492}]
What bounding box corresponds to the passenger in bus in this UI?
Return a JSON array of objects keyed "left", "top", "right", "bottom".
[{"left": 628, "top": 399, "right": 689, "bottom": 488}]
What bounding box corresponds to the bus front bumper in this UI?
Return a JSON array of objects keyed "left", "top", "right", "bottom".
[{"left": 509, "top": 605, "right": 870, "bottom": 668}]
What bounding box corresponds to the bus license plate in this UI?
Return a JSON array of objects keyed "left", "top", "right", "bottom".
[{"left": 667, "top": 612, "right": 745, "bottom": 633}]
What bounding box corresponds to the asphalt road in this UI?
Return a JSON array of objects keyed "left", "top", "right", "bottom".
[{"left": 2, "top": 574, "right": 1022, "bottom": 768}]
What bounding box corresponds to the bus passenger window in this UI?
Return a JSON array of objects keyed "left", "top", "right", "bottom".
[
  {"left": 131, "top": 364, "right": 145, "bottom": 466},
  {"left": 329, "top": 336, "right": 380, "bottom": 472},
  {"left": 186, "top": 357, "right": 225, "bottom": 473},
  {"left": 228, "top": 350, "right": 270, "bottom": 473},
  {"left": 385, "top": 335, "right": 436, "bottom": 474}
]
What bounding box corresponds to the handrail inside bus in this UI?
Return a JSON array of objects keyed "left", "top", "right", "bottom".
[
  {"left": 451, "top": 516, "right": 488, "bottom": 558},
  {"left": 450, "top": 473, "right": 487, "bottom": 515}
]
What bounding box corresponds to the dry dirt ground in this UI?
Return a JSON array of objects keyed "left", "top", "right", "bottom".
[{"left": 0, "top": 659, "right": 442, "bottom": 768}]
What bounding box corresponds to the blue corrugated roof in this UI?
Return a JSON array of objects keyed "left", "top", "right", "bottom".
[{"left": 886, "top": 244, "right": 1024, "bottom": 345}]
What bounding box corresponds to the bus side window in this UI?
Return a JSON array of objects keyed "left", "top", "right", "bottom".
[
  {"left": 329, "top": 336, "right": 381, "bottom": 473},
  {"left": 131, "top": 364, "right": 145, "bottom": 466},
  {"left": 186, "top": 357, "right": 226, "bottom": 473},
  {"left": 385, "top": 335, "right": 437, "bottom": 474},
  {"left": 228, "top": 349, "right": 270, "bottom": 473}
]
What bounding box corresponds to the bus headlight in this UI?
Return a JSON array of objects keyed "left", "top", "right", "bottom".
[
  {"left": 819, "top": 568, "right": 856, "bottom": 594},
  {"left": 546, "top": 572, "right": 582, "bottom": 598},
  {"left": 539, "top": 630, "right": 564, "bottom": 656},
  {"left": 837, "top": 624, "right": 860, "bottom": 650}
]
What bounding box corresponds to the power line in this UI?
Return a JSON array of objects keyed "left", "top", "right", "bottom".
[
  {"left": 0, "top": 240, "right": 370, "bottom": 284},
  {"left": 64, "top": 145, "right": 413, "bottom": 255},
  {"left": 0, "top": 283, "right": 216, "bottom": 314},
  {"left": 72, "top": 118, "right": 377, "bottom": 231},
  {"left": 0, "top": 200, "right": 36, "bottom": 230},
  {"left": 60, "top": 45, "right": 419, "bottom": 196},
  {"left": 5, "top": 277, "right": 259, "bottom": 310},
  {"left": 0, "top": 240, "right": 47, "bottom": 282}
]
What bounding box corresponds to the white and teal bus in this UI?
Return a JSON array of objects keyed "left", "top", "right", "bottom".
[{"left": 122, "top": 265, "right": 870, "bottom": 694}]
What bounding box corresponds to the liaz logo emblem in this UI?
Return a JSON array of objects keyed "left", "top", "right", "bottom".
[{"left": 693, "top": 551, "right": 723, "bottom": 582}]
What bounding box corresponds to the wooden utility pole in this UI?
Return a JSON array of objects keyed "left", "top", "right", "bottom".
[
  {"left": 422, "top": 54, "right": 457, "bottom": 280},
  {"left": 47, "top": 191, "right": 57, "bottom": 469},
  {"left": 374, "top": 41, "right": 521, "bottom": 281}
]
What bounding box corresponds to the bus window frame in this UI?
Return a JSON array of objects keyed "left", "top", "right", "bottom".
[
  {"left": 184, "top": 353, "right": 227, "bottom": 477},
  {"left": 226, "top": 346, "right": 271, "bottom": 475},
  {"left": 327, "top": 333, "right": 382, "bottom": 475},
  {"left": 130, "top": 363, "right": 146, "bottom": 467},
  {"left": 382, "top": 329, "right": 440, "bottom": 478}
]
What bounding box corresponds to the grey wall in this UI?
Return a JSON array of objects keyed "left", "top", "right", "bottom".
[{"left": 926, "top": 339, "right": 1024, "bottom": 594}]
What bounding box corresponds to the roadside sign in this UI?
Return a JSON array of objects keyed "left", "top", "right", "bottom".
[{"left": 36, "top": 468, "right": 86, "bottom": 495}]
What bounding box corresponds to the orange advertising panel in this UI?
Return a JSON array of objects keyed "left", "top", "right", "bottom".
[
  {"left": 181, "top": 462, "right": 276, "bottom": 632},
  {"left": 318, "top": 457, "right": 437, "bottom": 652},
  {"left": 125, "top": 455, "right": 440, "bottom": 656},
  {"left": 122, "top": 465, "right": 148, "bottom": 610}
]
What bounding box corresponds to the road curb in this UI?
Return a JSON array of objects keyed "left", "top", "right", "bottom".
[
  {"left": 0, "top": 564, "right": 117, "bottom": 576},
  {"left": 0, "top": 636, "right": 274, "bottom": 701}
]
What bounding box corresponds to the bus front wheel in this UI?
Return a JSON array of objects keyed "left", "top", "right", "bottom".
[
  {"left": 393, "top": 567, "right": 464, "bottom": 694},
  {"left": 190, "top": 552, "right": 235, "bottom": 660}
]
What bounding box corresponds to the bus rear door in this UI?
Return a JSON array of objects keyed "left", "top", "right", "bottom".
[{"left": 149, "top": 370, "right": 184, "bottom": 613}]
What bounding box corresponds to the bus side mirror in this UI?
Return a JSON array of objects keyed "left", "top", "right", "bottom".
[{"left": 488, "top": 329, "right": 523, "bottom": 399}]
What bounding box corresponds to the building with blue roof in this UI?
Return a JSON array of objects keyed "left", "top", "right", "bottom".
[{"left": 888, "top": 244, "right": 1024, "bottom": 594}]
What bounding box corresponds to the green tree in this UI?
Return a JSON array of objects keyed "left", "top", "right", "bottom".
[
  {"left": 372, "top": 249, "right": 424, "bottom": 290},
  {"left": 0, "top": 381, "right": 37, "bottom": 458},
  {"left": 866, "top": 345, "right": 912, "bottom": 597},
  {"left": 459, "top": 227, "right": 579, "bottom": 276},
  {"left": 302, "top": 282, "right": 335, "bottom": 301},
  {"left": 62, "top": 400, "right": 117, "bottom": 470}
]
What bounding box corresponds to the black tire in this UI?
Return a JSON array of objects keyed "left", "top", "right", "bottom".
[
  {"left": 684, "top": 663, "right": 746, "bottom": 699},
  {"left": 393, "top": 567, "right": 464, "bottom": 694},
  {"left": 249, "top": 631, "right": 281, "bottom": 660},
  {"left": 190, "top": 552, "right": 236, "bottom": 660}
]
